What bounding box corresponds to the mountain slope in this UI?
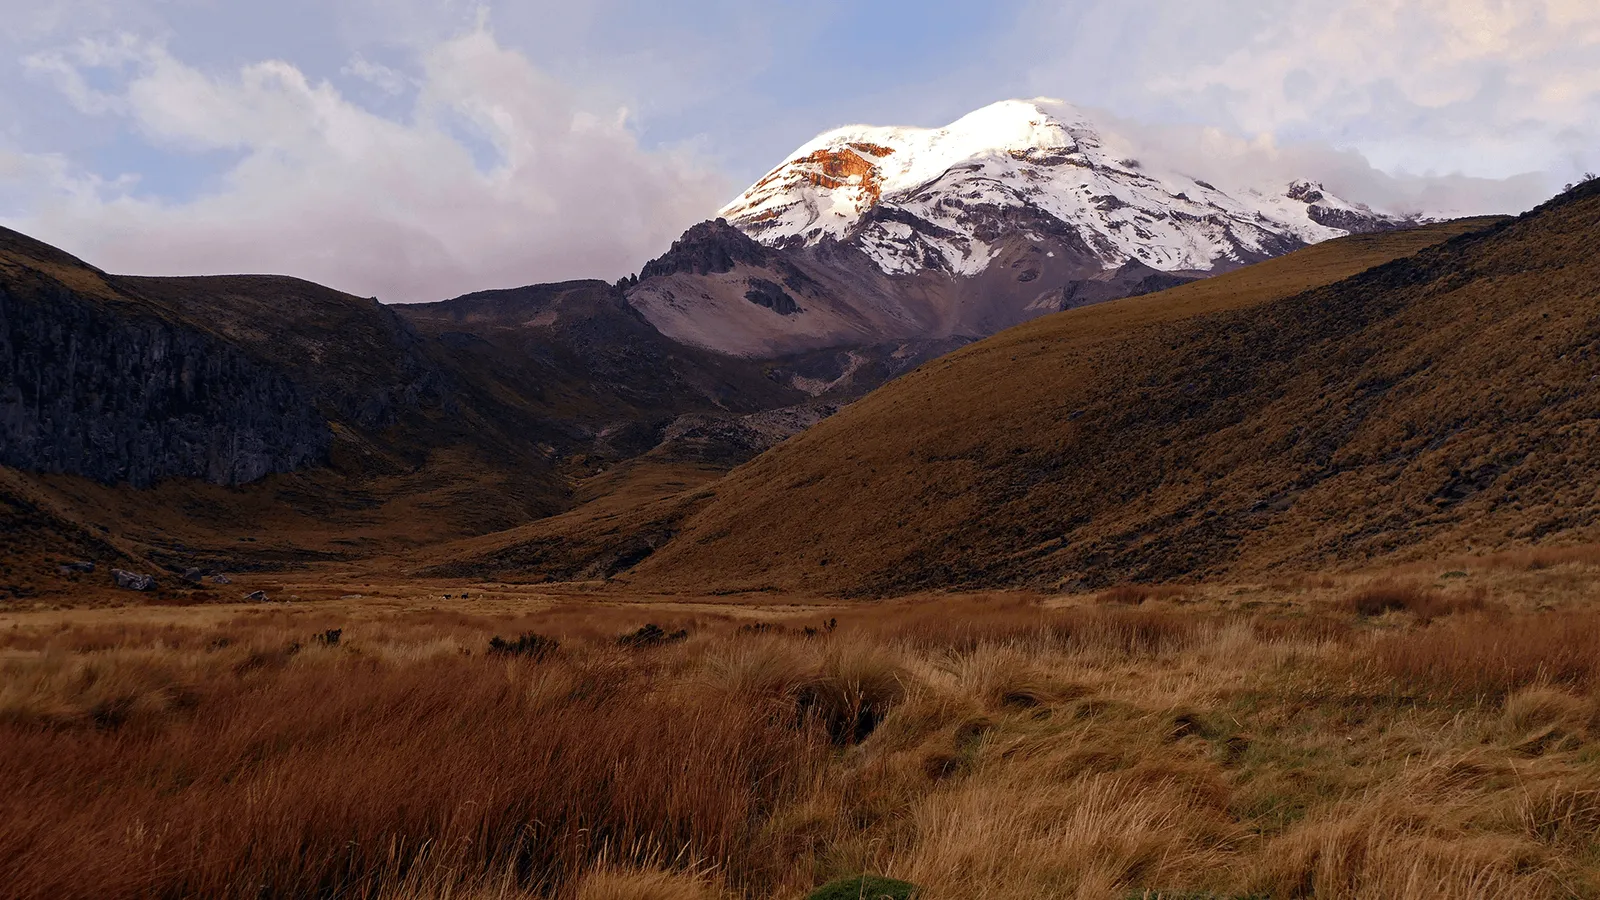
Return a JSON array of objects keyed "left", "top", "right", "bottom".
[
  {"left": 627, "top": 99, "right": 1408, "bottom": 358},
  {"left": 624, "top": 193, "right": 1589, "bottom": 593},
  {"left": 430, "top": 217, "right": 1495, "bottom": 584}
]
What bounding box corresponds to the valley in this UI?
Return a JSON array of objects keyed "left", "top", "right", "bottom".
[
  {"left": 4, "top": 86, "right": 1599, "bottom": 900},
  {"left": 0, "top": 208, "right": 1495, "bottom": 601}
]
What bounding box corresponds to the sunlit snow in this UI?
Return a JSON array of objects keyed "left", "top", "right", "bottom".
[{"left": 719, "top": 99, "right": 1390, "bottom": 277}]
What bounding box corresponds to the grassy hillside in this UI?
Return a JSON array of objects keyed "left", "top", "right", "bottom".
[{"left": 616, "top": 211, "right": 1561, "bottom": 594}]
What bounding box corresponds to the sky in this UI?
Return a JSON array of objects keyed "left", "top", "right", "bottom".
[{"left": 0, "top": 0, "right": 1596, "bottom": 302}]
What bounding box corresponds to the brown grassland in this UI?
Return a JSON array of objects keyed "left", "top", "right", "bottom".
[{"left": 6, "top": 553, "right": 1600, "bottom": 900}]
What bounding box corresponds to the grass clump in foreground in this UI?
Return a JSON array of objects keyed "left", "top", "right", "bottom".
[
  {"left": 808, "top": 874, "right": 919, "bottom": 900},
  {"left": 2, "top": 566, "right": 1600, "bottom": 899},
  {"left": 487, "top": 631, "right": 559, "bottom": 659}
]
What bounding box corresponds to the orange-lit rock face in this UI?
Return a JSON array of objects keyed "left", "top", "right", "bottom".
[
  {"left": 793, "top": 144, "right": 894, "bottom": 206},
  {"left": 847, "top": 142, "right": 896, "bottom": 158},
  {"left": 725, "top": 143, "right": 897, "bottom": 223},
  {"left": 799, "top": 148, "right": 879, "bottom": 188}
]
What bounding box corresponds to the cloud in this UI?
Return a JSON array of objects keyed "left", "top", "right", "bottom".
[
  {"left": 1, "top": 25, "right": 733, "bottom": 302},
  {"left": 1019, "top": 0, "right": 1600, "bottom": 188},
  {"left": 340, "top": 55, "right": 410, "bottom": 95},
  {"left": 1073, "top": 106, "right": 1554, "bottom": 217}
]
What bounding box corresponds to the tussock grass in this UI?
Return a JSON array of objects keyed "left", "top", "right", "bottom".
[
  {"left": 1472, "top": 542, "right": 1600, "bottom": 572},
  {"left": 1339, "top": 580, "right": 1489, "bottom": 622},
  {"left": 0, "top": 640, "right": 821, "bottom": 899},
  {"left": 571, "top": 868, "right": 721, "bottom": 900},
  {"left": 2, "top": 583, "right": 1598, "bottom": 899},
  {"left": 1367, "top": 611, "right": 1600, "bottom": 700},
  {"left": 1096, "top": 584, "right": 1191, "bottom": 606}
]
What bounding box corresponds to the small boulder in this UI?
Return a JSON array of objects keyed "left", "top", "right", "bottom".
[
  {"left": 211, "top": 574, "right": 232, "bottom": 585},
  {"left": 244, "top": 590, "right": 268, "bottom": 602},
  {"left": 183, "top": 568, "right": 205, "bottom": 583},
  {"left": 112, "top": 569, "right": 156, "bottom": 591},
  {"left": 61, "top": 560, "right": 96, "bottom": 574}
]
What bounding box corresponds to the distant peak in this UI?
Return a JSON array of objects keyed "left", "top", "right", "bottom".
[
  {"left": 945, "top": 97, "right": 1085, "bottom": 126},
  {"left": 719, "top": 100, "right": 1410, "bottom": 275}
]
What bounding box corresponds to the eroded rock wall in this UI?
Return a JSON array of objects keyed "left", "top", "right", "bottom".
[{"left": 0, "top": 281, "right": 330, "bottom": 487}]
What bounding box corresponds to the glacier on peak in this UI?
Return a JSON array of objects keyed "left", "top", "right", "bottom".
[{"left": 719, "top": 98, "right": 1408, "bottom": 278}]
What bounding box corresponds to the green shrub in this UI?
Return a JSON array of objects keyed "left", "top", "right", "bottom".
[{"left": 808, "top": 874, "right": 919, "bottom": 900}]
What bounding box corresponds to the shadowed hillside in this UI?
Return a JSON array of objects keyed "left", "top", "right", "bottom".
[
  {"left": 425, "top": 217, "right": 1498, "bottom": 584},
  {"left": 0, "top": 233, "right": 815, "bottom": 595},
  {"left": 619, "top": 189, "right": 1597, "bottom": 593}
]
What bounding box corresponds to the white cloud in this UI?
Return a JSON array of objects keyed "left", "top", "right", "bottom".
[
  {"left": 1019, "top": 0, "right": 1600, "bottom": 188},
  {"left": 341, "top": 55, "right": 410, "bottom": 95},
  {"left": 1, "top": 25, "right": 732, "bottom": 302},
  {"left": 1082, "top": 110, "right": 1553, "bottom": 217}
]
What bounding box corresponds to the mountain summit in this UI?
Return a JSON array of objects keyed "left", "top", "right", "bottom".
[
  {"left": 720, "top": 99, "right": 1404, "bottom": 277},
  {"left": 628, "top": 100, "right": 1409, "bottom": 357}
]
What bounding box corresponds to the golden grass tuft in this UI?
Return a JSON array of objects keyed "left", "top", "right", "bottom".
[{"left": 1095, "top": 584, "right": 1191, "bottom": 606}]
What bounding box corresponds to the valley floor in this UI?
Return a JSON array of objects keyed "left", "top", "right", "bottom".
[{"left": 5, "top": 553, "right": 1600, "bottom": 899}]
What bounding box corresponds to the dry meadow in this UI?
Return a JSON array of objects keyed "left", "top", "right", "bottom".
[{"left": 4, "top": 554, "right": 1600, "bottom": 899}]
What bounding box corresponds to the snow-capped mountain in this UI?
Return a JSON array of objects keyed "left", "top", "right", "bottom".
[
  {"left": 627, "top": 99, "right": 1412, "bottom": 358},
  {"left": 721, "top": 99, "right": 1403, "bottom": 278}
]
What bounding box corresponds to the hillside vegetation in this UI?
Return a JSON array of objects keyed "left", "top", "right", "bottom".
[
  {"left": 620, "top": 191, "right": 1594, "bottom": 594},
  {"left": 428, "top": 218, "right": 1494, "bottom": 586}
]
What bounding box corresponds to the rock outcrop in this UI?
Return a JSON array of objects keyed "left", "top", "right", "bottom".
[
  {"left": 0, "top": 277, "right": 330, "bottom": 487},
  {"left": 111, "top": 569, "right": 156, "bottom": 591},
  {"left": 638, "top": 219, "right": 773, "bottom": 279}
]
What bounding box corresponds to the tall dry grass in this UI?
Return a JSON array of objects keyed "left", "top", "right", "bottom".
[
  {"left": 2, "top": 585, "right": 1598, "bottom": 899},
  {"left": 1367, "top": 610, "right": 1600, "bottom": 700},
  {"left": 0, "top": 638, "right": 822, "bottom": 899}
]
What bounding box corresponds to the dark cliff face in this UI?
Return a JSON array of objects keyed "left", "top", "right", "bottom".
[
  {"left": 0, "top": 228, "right": 831, "bottom": 585},
  {"left": 0, "top": 221, "right": 809, "bottom": 514},
  {"left": 0, "top": 265, "right": 330, "bottom": 488},
  {"left": 115, "top": 274, "right": 452, "bottom": 433}
]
